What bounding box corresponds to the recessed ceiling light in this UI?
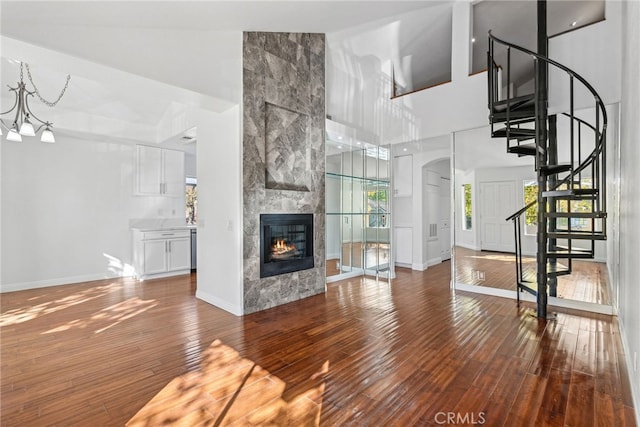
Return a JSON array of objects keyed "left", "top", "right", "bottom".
[
  {"left": 337, "top": 145, "right": 342, "bottom": 149},
  {"left": 403, "top": 148, "right": 408, "bottom": 152},
  {"left": 471, "top": 37, "right": 476, "bottom": 43},
  {"left": 571, "top": 21, "right": 577, "bottom": 27},
  {"left": 337, "top": 135, "right": 343, "bottom": 140},
  {"left": 356, "top": 141, "right": 361, "bottom": 145}
]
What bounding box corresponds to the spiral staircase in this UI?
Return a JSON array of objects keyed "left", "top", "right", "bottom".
[{"left": 487, "top": 30, "right": 607, "bottom": 318}]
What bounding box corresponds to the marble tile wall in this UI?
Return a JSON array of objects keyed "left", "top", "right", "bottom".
[{"left": 242, "top": 32, "right": 326, "bottom": 314}]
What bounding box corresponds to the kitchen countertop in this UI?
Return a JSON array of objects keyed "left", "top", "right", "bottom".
[{"left": 130, "top": 218, "right": 197, "bottom": 231}]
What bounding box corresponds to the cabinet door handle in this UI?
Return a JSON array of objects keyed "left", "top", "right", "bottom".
[{"left": 168, "top": 241, "right": 172, "bottom": 252}]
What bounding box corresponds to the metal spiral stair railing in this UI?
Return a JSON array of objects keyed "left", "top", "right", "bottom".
[{"left": 487, "top": 31, "right": 607, "bottom": 313}]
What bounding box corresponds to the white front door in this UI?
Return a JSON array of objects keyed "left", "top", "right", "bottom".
[{"left": 480, "top": 181, "right": 517, "bottom": 253}]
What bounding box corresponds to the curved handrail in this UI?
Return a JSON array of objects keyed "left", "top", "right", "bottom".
[
  {"left": 490, "top": 31, "right": 608, "bottom": 223},
  {"left": 489, "top": 31, "right": 607, "bottom": 125}
]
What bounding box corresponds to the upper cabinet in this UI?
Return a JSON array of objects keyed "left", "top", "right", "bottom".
[
  {"left": 136, "top": 145, "right": 185, "bottom": 197},
  {"left": 393, "top": 155, "right": 413, "bottom": 197}
]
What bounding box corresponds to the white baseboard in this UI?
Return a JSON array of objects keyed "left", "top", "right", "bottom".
[
  {"left": 412, "top": 262, "right": 428, "bottom": 271},
  {"left": 411, "top": 257, "right": 443, "bottom": 271},
  {"left": 195, "top": 289, "right": 243, "bottom": 316},
  {"left": 0, "top": 273, "right": 124, "bottom": 293},
  {"left": 326, "top": 269, "right": 365, "bottom": 283},
  {"left": 618, "top": 318, "right": 640, "bottom": 426},
  {"left": 138, "top": 269, "right": 190, "bottom": 281},
  {"left": 456, "top": 242, "right": 481, "bottom": 251}
]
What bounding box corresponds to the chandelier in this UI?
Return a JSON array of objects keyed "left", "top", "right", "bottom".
[{"left": 0, "top": 62, "right": 70, "bottom": 143}]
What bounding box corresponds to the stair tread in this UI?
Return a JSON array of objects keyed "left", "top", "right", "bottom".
[
  {"left": 540, "top": 163, "right": 572, "bottom": 175},
  {"left": 553, "top": 245, "right": 592, "bottom": 252},
  {"left": 492, "top": 127, "right": 536, "bottom": 140},
  {"left": 542, "top": 188, "right": 599, "bottom": 198},
  {"left": 493, "top": 95, "right": 535, "bottom": 112},
  {"left": 492, "top": 110, "right": 536, "bottom": 123},
  {"left": 507, "top": 143, "right": 538, "bottom": 156},
  {"left": 547, "top": 250, "right": 594, "bottom": 259},
  {"left": 547, "top": 231, "right": 607, "bottom": 240},
  {"left": 545, "top": 211, "right": 607, "bottom": 218}
]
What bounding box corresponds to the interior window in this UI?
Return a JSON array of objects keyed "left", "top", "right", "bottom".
[
  {"left": 523, "top": 180, "right": 538, "bottom": 235},
  {"left": 462, "top": 184, "right": 472, "bottom": 230},
  {"left": 186, "top": 177, "right": 197, "bottom": 225}
]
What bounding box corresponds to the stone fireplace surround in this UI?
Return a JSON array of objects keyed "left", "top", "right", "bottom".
[{"left": 242, "top": 32, "right": 326, "bottom": 314}]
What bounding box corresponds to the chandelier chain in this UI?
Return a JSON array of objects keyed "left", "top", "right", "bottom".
[{"left": 23, "top": 63, "right": 71, "bottom": 108}]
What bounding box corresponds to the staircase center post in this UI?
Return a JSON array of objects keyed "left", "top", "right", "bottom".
[{"left": 535, "top": 0, "right": 549, "bottom": 318}]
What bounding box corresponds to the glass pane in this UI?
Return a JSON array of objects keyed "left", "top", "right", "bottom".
[{"left": 341, "top": 214, "right": 353, "bottom": 271}]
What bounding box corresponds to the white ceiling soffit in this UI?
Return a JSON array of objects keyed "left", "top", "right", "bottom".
[{"left": 471, "top": 0, "right": 606, "bottom": 78}]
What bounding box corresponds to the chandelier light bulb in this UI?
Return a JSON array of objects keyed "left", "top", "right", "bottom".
[
  {"left": 7, "top": 126, "right": 23, "bottom": 142},
  {"left": 19, "top": 117, "right": 36, "bottom": 136},
  {"left": 41, "top": 127, "right": 55, "bottom": 143}
]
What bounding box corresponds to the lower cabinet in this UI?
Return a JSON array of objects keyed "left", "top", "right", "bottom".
[{"left": 133, "top": 229, "right": 191, "bottom": 279}]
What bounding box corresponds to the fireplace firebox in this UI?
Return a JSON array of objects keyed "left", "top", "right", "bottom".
[{"left": 260, "top": 214, "right": 314, "bottom": 278}]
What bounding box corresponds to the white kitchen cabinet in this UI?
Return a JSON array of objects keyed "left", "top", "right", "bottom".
[
  {"left": 136, "top": 145, "right": 185, "bottom": 197},
  {"left": 167, "top": 237, "right": 191, "bottom": 271},
  {"left": 133, "top": 229, "right": 191, "bottom": 279},
  {"left": 393, "top": 155, "right": 413, "bottom": 197}
]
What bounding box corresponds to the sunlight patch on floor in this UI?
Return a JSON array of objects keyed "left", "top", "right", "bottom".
[
  {"left": 0, "top": 283, "right": 123, "bottom": 327},
  {"left": 42, "top": 297, "right": 158, "bottom": 334},
  {"left": 127, "top": 340, "right": 328, "bottom": 426}
]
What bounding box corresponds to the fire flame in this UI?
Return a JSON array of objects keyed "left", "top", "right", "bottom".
[{"left": 272, "top": 240, "right": 296, "bottom": 255}]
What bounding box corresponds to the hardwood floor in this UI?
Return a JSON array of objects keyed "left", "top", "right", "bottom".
[
  {"left": 454, "top": 247, "right": 613, "bottom": 305},
  {"left": 1, "top": 265, "right": 635, "bottom": 426}
]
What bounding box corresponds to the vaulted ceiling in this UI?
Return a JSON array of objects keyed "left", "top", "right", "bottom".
[{"left": 1, "top": 1, "right": 607, "bottom": 146}]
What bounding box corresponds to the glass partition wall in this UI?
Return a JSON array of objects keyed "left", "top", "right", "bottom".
[
  {"left": 326, "top": 144, "right": 392, "bottom": 281},
  {"left": 452, "top": 120, "right": 615, "bottom": 313}
]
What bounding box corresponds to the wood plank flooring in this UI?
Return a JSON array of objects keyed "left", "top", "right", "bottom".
[
  {"left": 1, "top": 264, "right": 635, "bottom": 426},
  {"left": 454, "top": 247, "right": 612, "bottom": 305}
]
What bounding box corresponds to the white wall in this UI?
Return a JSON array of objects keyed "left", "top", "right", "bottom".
[
  {"left": 327, "top": 1, "right": 488, "bottom": 145},
  {"left": 194, "top": 105, "right": 243, "bottom": 316},
  {"left": 548, "top": 0, "right": 622, "bottom": 114},
  {"left": 618, "top": 0, "right": 640, "bottom": 419},
  {"left": 1, "top": 134, "right": 184, "bottom": 291}
]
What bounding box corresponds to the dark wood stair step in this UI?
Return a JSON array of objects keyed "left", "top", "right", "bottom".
[
  {"left": 492, "top": 127, "right": 536, "bottom": 140},
  {"left": 507, "top": 143, "right": 538, "bottom": 156},
  {"left": 492, "top": 94, "right": 535, "bottom": 112},
  {"left": 542, "top": 188, "right": 599, "bottom": 198},
  {"left": 547, "top": 250, "right": 594, "bottom": 259},
  {"left": 539, "top": 163, "right": 572, "bottom": 175},
  {"left": 492, "top": 108, "right": 536, "bottom": 123},
  {"left": 545, "top": 211, "right": 606, "bottom": 219},
  {"left": 547, "top": 231, "right": 607, "bottom": 240}
]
